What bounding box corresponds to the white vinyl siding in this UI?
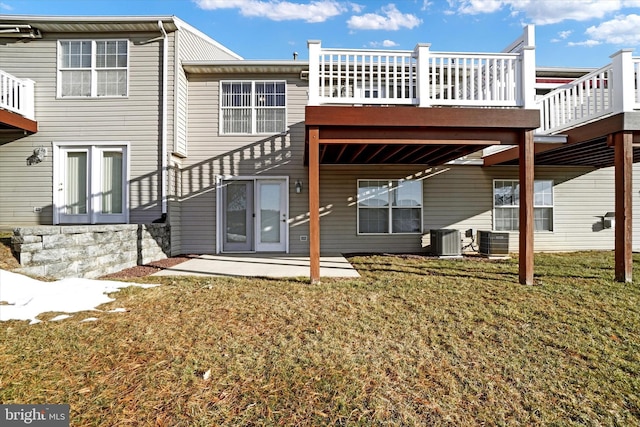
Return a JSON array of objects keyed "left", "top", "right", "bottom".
[
  {"left": 494, "top": 179, "right": 554, "bottom": 231},
  {"left": 58, "top": 40, "right": 128, "bottom": 98},
  {"left": 357, "top": 179, "right": 422, "bottom": 234},
  {"left": 220, "top": 80, "right": 286, "bottom": 135}
]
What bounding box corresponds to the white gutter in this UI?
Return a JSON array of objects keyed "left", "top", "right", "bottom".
[{"left": 158, "top": 20, "right": 168, "bottom": 215}]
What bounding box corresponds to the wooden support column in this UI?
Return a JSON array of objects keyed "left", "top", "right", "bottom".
[
  {"left": 614, "top": 131, "right": 633, "bottom": 283},
  {"left": 309, "top": 126, "right": 321, "bottom": 283},
  {"left": 519, "top": 129, "right": 534, "bottom": 285}
]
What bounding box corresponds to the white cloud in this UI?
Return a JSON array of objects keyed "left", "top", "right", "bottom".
[
  {"left": 584, "top": 14, "right": 640, "bottom": 45},
  {"left": 0, "top": 2, "right": 13, "bottom": 10},
  {"left": 369, "top": 39, "right": 400, "bottom": 48},
  {"left": 450, "top": 0, "right": 626, "bottom": 25},
  {"left": 456, "top": 0, "right": 504, "bottom": 14},
  {"left": 422, "top": 0, "right": 434, "bottom": 11},
  {"left": 195, "top": 0, "right": 348, "bottom": 23},
  {"left": 558, "top": 30, "right": 572, "bottom": 39},
  {"left": 349, "top": 2, "right": 365, "bottom": 13},
  {"left": 348, "top": 4, "right": 422, "bottom": 30},
  {"left": 551, "top": 30, "right": 573, "bottom": 43},
  {"left": 567, "top": 40, "right": 602, "bottom": 47}
]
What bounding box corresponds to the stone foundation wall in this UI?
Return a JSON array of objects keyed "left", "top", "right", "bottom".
[{"left": 11, "top": 224, "right": 170, "bottom": 279}]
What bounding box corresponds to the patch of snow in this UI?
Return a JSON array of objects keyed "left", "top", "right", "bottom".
[
  {"left": 107, "top": 308, "right": 127, "bottom": 313},
  {"left": 81, "top": 317, "right": 99, "bottom": 322},
  {"left": 0, "top": 269, "right": 157, "bottom": 324},
  {"left": 50, "top": 314, "right": 72, "bottom": 322}
]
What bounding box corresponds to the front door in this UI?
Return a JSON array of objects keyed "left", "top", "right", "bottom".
[{"left": 221, "top": 178, "right": 287, "bottom": 253}]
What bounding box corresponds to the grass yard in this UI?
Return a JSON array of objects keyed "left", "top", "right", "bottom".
[{"left": 1, "top": 251, "right": 640, "bottom": 425}]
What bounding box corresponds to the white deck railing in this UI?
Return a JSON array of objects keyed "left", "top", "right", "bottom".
[
  {"left": 537, "top": 50, "right": 640, "bottom": 135},
  {"left": 0, "top": 70, "right": 35, "bottom": 121},
  {"left": 537, "top": 64, "right": 613, "bottom": 134},
  {"left": 307, "top": 26, "right": 536, "bottom": 109}
]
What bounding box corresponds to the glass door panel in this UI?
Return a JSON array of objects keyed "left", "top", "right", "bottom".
[
  {"left": 256, "top": 180, "right": 287, "bottom": 252},
  {"left": 223, "top": 181, "right": 253, "bottom": 252},
  {"left": 59, "top": 149, "right": 90, "bottom": 224},
  {"left": 101, "top": 151, "right": 123, "bottom": 214}
]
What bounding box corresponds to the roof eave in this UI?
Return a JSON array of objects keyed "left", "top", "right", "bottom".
[{"left": 183, "top": 60, "right": 309, "bottom": 74}]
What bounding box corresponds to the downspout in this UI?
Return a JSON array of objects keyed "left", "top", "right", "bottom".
[{"left": 158, "top": 20, "right": 168, "bottom": 215}]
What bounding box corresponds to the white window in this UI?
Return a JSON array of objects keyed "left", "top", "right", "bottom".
[
  {"left": 54, "top": 143, "right": 129, "bottom": 224},
  {"left": 357, "top": 179, "right": 422, "bottom": 234},
  {"left": 220, "top": 81, "right": 286, "bottom": 134},
  {"left": 494, "top": 180, "right": 554, "bottom": 231},
  {"left": 58, "top": 40, "right": 128, "bottom": 97}
]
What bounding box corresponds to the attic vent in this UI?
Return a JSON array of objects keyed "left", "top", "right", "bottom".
[{"left": 300, "top": 70, "right": 309, "bottom": 80}]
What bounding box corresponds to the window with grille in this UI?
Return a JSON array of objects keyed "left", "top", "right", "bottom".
[
  {"left": 357, "top": 179, "right": 422, "bottom": 234},
  {"left": 220, "top": 81, "right": 286, "bottom": 134},
  {"left": 58, "top": 40, "right": 128, "bottom": 98},
  {"left": 493, "top": 179, "right": 554, "bottom": 231}
]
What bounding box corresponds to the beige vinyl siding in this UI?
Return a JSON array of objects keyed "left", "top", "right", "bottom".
[
  {"left": 179, "top": 73, "right": 308, "bottom": 254},
  {"left": 315, "top": 164, "right": 640, "bottom": 254},
  {"left": 173, "top": 27, "right": 242, "bottom": 157},
  {"left": 0, "top": 32, "right": 165, "bottom": 226},
  {"left": 168, "top": 29, "right": 244, "bottom": 253}
]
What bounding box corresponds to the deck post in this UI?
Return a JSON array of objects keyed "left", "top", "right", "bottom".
[
  {"left": 309, "top": 126, "right": 321, "bottom": 283},
  {"left": 519, "top": 129, "right": 534, "bottom": 285},
  {"left": 414, "top": 43, "right": 431, "bottom": 107},
  {"left": 610, "top": 49, "right": 635, "bottom": 113},
  {"left": 307, "top": 41, "right": 321, "bottom": 107},
  {"left": 614, "top": 131, "right": 633, "bottom": 282}
]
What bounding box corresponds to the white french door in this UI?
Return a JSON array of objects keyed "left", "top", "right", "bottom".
[
  {"left": 219, "top": 178, "right": 288, "bottom": 253},
  {"left": 54, "top": 144, "right": 128, "bottom": 224}
]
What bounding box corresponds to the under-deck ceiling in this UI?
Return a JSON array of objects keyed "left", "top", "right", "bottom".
[
  {"left": 317, "top": 141, "right": 488, "bottom": 165},
  {"left": 305, "top": 106, "right": 540, "bottom": 166},
  {"left": 496, "top": 138, "right": 640, "bottom": 168}
]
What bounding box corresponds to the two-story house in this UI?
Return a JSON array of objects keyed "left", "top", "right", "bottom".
[{"left": 1, "top": 15, "right": 639, "bottom": 283}]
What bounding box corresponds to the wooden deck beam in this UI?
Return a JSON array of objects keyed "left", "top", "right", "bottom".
[
  {"left": 614, "top": 131, "right": 633, "bottom": 282},
  {"left": 519, "top": 129, "right": 535, "bottom": 285}
]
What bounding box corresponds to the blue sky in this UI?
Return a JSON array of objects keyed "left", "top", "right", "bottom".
[{"left": 2, "top": 0, "right": 640, "bottom": 68}]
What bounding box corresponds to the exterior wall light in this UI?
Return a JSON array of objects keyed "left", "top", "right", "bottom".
[
  {"left": 603, "top": 212, "right": 615, "bottom": 229},
  {"left": 295, "top": 180, "right": 303, "bottom": 194}
]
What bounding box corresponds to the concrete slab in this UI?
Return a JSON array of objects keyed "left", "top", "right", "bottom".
[{"left": 152, "top": 254, "right": 360, "bottom": 278}]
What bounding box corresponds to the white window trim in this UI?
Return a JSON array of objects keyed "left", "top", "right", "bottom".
[
  {"left": 219, "top": 80, "right": 287, "bottom": 135},
  {"left": 356, "top": 179, "right": 423, "bottom": 235},
  {"left": 492, "top": 179, "right": 554, "bottom": 232},
  {"left": 53, "top": 141, "right": 130, "bottom": 225},
  {"left": 57, "top": 39, "right": 130, "bottom": 98}
]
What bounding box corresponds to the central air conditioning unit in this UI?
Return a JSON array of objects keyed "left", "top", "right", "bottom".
[
  {"left": 478, "top": 231, "right": 510, "bottom": 257},
  {"left": 430, "top": 229, "right": 461, "bottom": 257}
]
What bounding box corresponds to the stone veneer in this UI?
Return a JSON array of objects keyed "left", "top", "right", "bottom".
[{"left": 11, "top": 224, "right": 170, "bottom": 279}]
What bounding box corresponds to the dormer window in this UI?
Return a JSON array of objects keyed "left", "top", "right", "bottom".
[{"left": 58, "top": 40, "right": 128, "bottom": 98}]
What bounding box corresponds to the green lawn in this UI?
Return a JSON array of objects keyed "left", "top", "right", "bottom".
[{"left": 1, "top": 252, "right": 639, "bottom": 426}]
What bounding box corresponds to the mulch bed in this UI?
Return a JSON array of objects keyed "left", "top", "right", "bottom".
[{"left": 100, "top": 255, "right": 198, "bottom": 279}]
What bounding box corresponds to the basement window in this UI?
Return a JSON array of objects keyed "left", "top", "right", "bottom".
[
  {"left": 357, "top": 179, "right": 423, "bottom": 234},
  {"left": 494, "top": 179, "right": 554, "bottom": 231}
]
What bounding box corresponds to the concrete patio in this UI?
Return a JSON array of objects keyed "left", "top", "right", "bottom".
[{"left": 152, "top": 254, "right": 360, "bottom": 278}]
